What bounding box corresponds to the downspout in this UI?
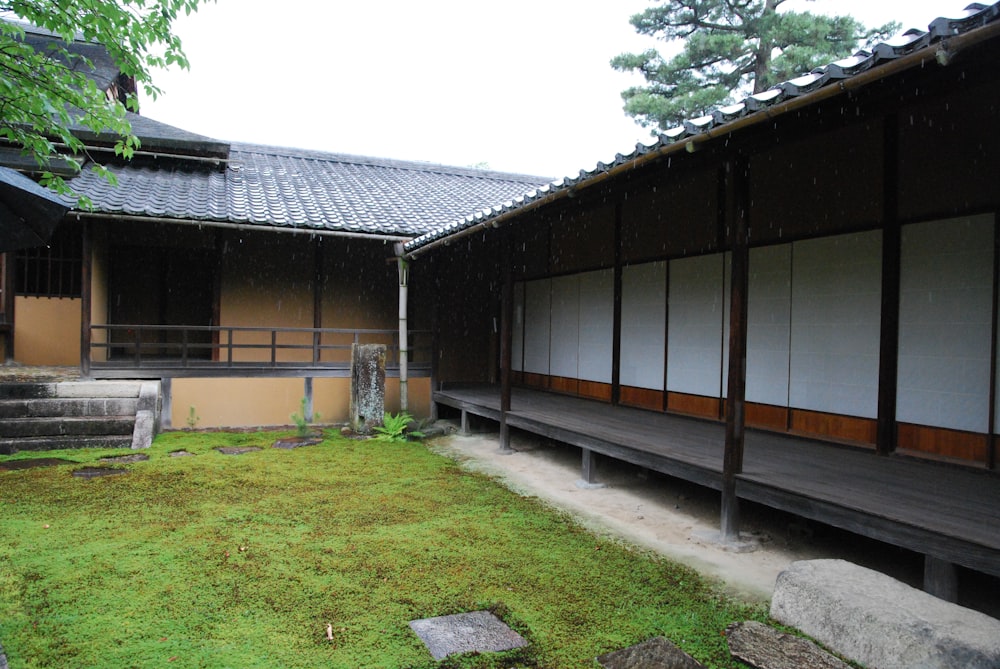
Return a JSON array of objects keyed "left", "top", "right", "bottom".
[{"left": 395, "top": 245, "right": 409, "bottom": 413}]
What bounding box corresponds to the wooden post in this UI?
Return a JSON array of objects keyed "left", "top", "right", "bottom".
[
  {"left": 313, "top": 237, "right": 324, "bottom": 364},
  {"left": 499, "top": 235, "right": 514, "bottom": 453},
  {"left": 611, "top": 202, "right": 623, "bottom": 406},
  {"left": 2, "top": 252, "right": 14, "bottom": 361},
  {"left": 924, "top": 556, "right": 959, "bottom": 602},
  {"left": 721, "top": 157, "right": 750, "bottom": 542},
  {"left": 581, "top": 448, "right": 598, "bottom": 485},
  {"left": 80, "top": 221, "right": 92, "bottom": 379},
  {"left": 430, "top": 263, "right": 440, "bottom": 421},
  {"left": 988, "top": 214, "right": 999, "bottom": 471},
  {"left": 877, "top": 113, "right": 901, "bottom": 457}
]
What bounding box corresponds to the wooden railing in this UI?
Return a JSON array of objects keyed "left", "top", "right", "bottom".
[{"left": 87, "top": 324, "right": 432, "bottom": 379}]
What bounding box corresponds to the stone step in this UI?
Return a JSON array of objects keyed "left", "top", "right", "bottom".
[
  {"left": 0, "top": 416, "right": 135, "bottom": 439},
  {"left": 0, "top": 381, "right": 143, "bottom": 400},
  {"left": 0, "top": 397, "right": 139, "bottom": 419},
  {"left": 0, "top": 383, "right": 56, "bottom": 400},
  {"left": 0, "top": 434, "right": 134, "bottom": 454}
]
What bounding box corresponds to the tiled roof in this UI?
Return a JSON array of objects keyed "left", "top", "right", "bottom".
[
  {"left": 403, "top": 1, "right": 1000, "bottom": 255},
  {"left": 70, "top": 141, "right": 551, "bottom": 238}
]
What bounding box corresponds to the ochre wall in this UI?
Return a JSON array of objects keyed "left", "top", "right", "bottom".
[
  {"left": 13, "top": 297, "right": 80, "bottom": 365},
  {"left": 171, "top": 376, "right": 431, "bottom": 429}
]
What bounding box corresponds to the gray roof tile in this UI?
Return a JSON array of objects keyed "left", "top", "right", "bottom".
[{"left": 71, "top": 142, "right": 550, "bottom": 237}]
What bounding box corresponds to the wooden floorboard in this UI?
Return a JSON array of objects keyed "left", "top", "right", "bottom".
[{"left": 435, "top": 385, "right": 1000, "bottom": 578}]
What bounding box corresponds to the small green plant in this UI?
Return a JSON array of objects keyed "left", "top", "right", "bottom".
[
  {"left": 373, "top": 411, "right": 424, "bottom": 442},
  {"left": 290, "top": 397, "right": 321, "bottom": 437},
  {"left": 186, "top": 405, "right": 200, "bottom": 429}
]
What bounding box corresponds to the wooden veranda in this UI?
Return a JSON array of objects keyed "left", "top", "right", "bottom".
[{"left": 435, "top": 384, "right": 1000, "bottom": 597}]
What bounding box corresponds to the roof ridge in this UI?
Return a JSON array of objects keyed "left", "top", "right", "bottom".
[{"left": 228, "top": 142, "right": 552, "bottom": 184}]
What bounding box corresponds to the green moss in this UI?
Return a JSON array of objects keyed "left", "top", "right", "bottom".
[{"left": 0, "top": 431, "right": 766, "bottom": 667}]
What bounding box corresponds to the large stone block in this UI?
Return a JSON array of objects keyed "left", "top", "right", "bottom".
[
  {"left": 771, "top": 559, "right": 1000, "bottom": 669},
  {"left": 350, "top": 343, "right": 385, "bottom": 435}
]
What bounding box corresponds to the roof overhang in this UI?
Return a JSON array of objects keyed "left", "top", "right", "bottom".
[{"left": 403, "top": 12, "right": 1000, "bottom": 260}]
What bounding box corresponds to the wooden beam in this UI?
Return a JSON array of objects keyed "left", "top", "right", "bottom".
[
  {"left": 877, "top": 113, "right": 901, "bottom": 456},
  {"left": 499, "top": 234, "right": 514, "bottom": 452},
  {"left": 721, "top": 156, "right": 750, "bottom": 542}
]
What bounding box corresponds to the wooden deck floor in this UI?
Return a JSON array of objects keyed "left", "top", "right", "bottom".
[{"left": 435, "top": 385, "right": 1000, "bottom": 580}]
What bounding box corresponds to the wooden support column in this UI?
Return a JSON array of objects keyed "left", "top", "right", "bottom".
[
  {"left": 2, "top": 252, "right": 14, "bottom": 361},
  {"left": 877, "top": 113, "right": 901, "bottom": 456},
  {"left": 988, "top": 213, "right": 999, "bottom": 471},
  {"left": 499, "top": 234, "right": 514, "bottom": 453},
  {"left": 80, "top": 221, "right": 92, "bottom": 378},
  {"left": 611, "top": 202, "right": 623, "bottom": 406},
  {"left": 581, "top": 448, "right": 598, "bottom": 485},
  {"left": 924, "top": 556, "right": 959, "bottom": 602},
  {"left": 430, "top": 259, "right": 440, "bottom": 421},
  {"left": 721, "top": 157, "right": 750, "bottom": 542}
]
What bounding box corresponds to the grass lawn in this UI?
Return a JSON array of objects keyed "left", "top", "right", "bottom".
[{"left": 0, "top": 430, "right": 767, "bottom": 668}]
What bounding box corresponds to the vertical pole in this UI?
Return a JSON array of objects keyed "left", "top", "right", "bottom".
[
  {"left": 430, "top": 258, "right": 440, "bottom": 421},
  {"left": 988, "top": 214, "right": 999, "bottom": 470},
  {"left": 397, "top": 254, "right": 409, "bottom": 413},
  {"left": 313, "top": 237, "right": 324, "bottom": 364},
  {"left": 612, "top": 202, "right": 623, "bottom": 406},
  {"left": 499, "top": 234, "right": 514, "bottom": 453},
  {"left": 80, "top": 221, "right": 92, "bottom": 378},
  {"left": 2, "top": 252, "right": 14, "bottom": 361},
  {"left": 877, "top": 113, "right": 901, "bottom": 456},
  {"left": 721, "top": 156, "right": 750, "bottom": 542}
]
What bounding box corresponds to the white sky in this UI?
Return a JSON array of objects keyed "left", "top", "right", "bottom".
[{"left": 142, "top": 0, "right": 960, "bottom": 178}]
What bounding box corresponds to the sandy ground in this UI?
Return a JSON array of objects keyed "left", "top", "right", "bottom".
[{"left": 429, "top": 428, "right": 834, "bottom": 604}]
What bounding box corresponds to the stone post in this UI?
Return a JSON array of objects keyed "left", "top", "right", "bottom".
[{"left": 351, "top": 343, "right": 386, "bottom": 434}]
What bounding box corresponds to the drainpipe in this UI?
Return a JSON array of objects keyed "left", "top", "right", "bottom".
[{"left": 395, "top": 249, "right": 410, "bottom": 413}]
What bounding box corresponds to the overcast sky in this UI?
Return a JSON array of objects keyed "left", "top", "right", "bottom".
[{"left": 142, "top": 0, "right": 962, "bottom": 178}]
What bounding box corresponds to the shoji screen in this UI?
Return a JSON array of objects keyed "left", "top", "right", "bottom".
[
  {"left": 897, "top": 215, "right": 994, "bottom": 432},
  {"left": 522, "top": 278, "right": 551, "bottom": 375},
  {"left": 620, "top": 262, "right": 667, "bottom": 390},
  {"left": 667, "top": 253, "right": 727, "bottom": 397},
  {"left": 746, "top": 244, "right": 792, "bottom": 406},
  {"left": 789, "top": 230, "right": 882, "bottom": 418}
]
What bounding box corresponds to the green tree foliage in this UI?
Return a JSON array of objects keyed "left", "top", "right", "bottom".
[
  {"left": 0, "top": 0, "right": 210, "bottom": 198},
  {"left": 611, "top": 0, "right": 899, "bottom": 130}
]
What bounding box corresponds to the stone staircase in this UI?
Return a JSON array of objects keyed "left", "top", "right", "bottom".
[{"left": 0, "top": 380, "right": 160, "bottom": 454}]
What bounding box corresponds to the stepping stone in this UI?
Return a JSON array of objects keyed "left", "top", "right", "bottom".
[
  {"left": 169, "top": 450, "right": 195, "bottom": 457},
  {"left": 0, "top": 458, "right": 76, "bottom": 470},
  {"left": 272, "top": 436, "right": 322, "bottom": 449},
  {"left": 597, "top": 636, "right": 704, "bottom": 669},
  {"left": 73, "top": 467, "right": 129, "bottom": 479},
  {"left": 725, "top": 621, "right": 849, "bottom": 669},
  {"left": 409, "top": 611, "right": 528, "bottom": 660},
  {"left": 100, "top": 453, "right": 150, "bottom": 464},
  {"left": 215, "top": 447, "right": 261, "bottom": 456}
]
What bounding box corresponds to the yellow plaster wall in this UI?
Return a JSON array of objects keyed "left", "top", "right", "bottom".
[
  {"left": 13, "top": 297, "right": 80, "bottom": 365},
  {"left": 219, "top": 233, "right": 316, "bottom": 362},
  {"left": 171, "top": 376, "right": 430, "bottom": 428}
]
